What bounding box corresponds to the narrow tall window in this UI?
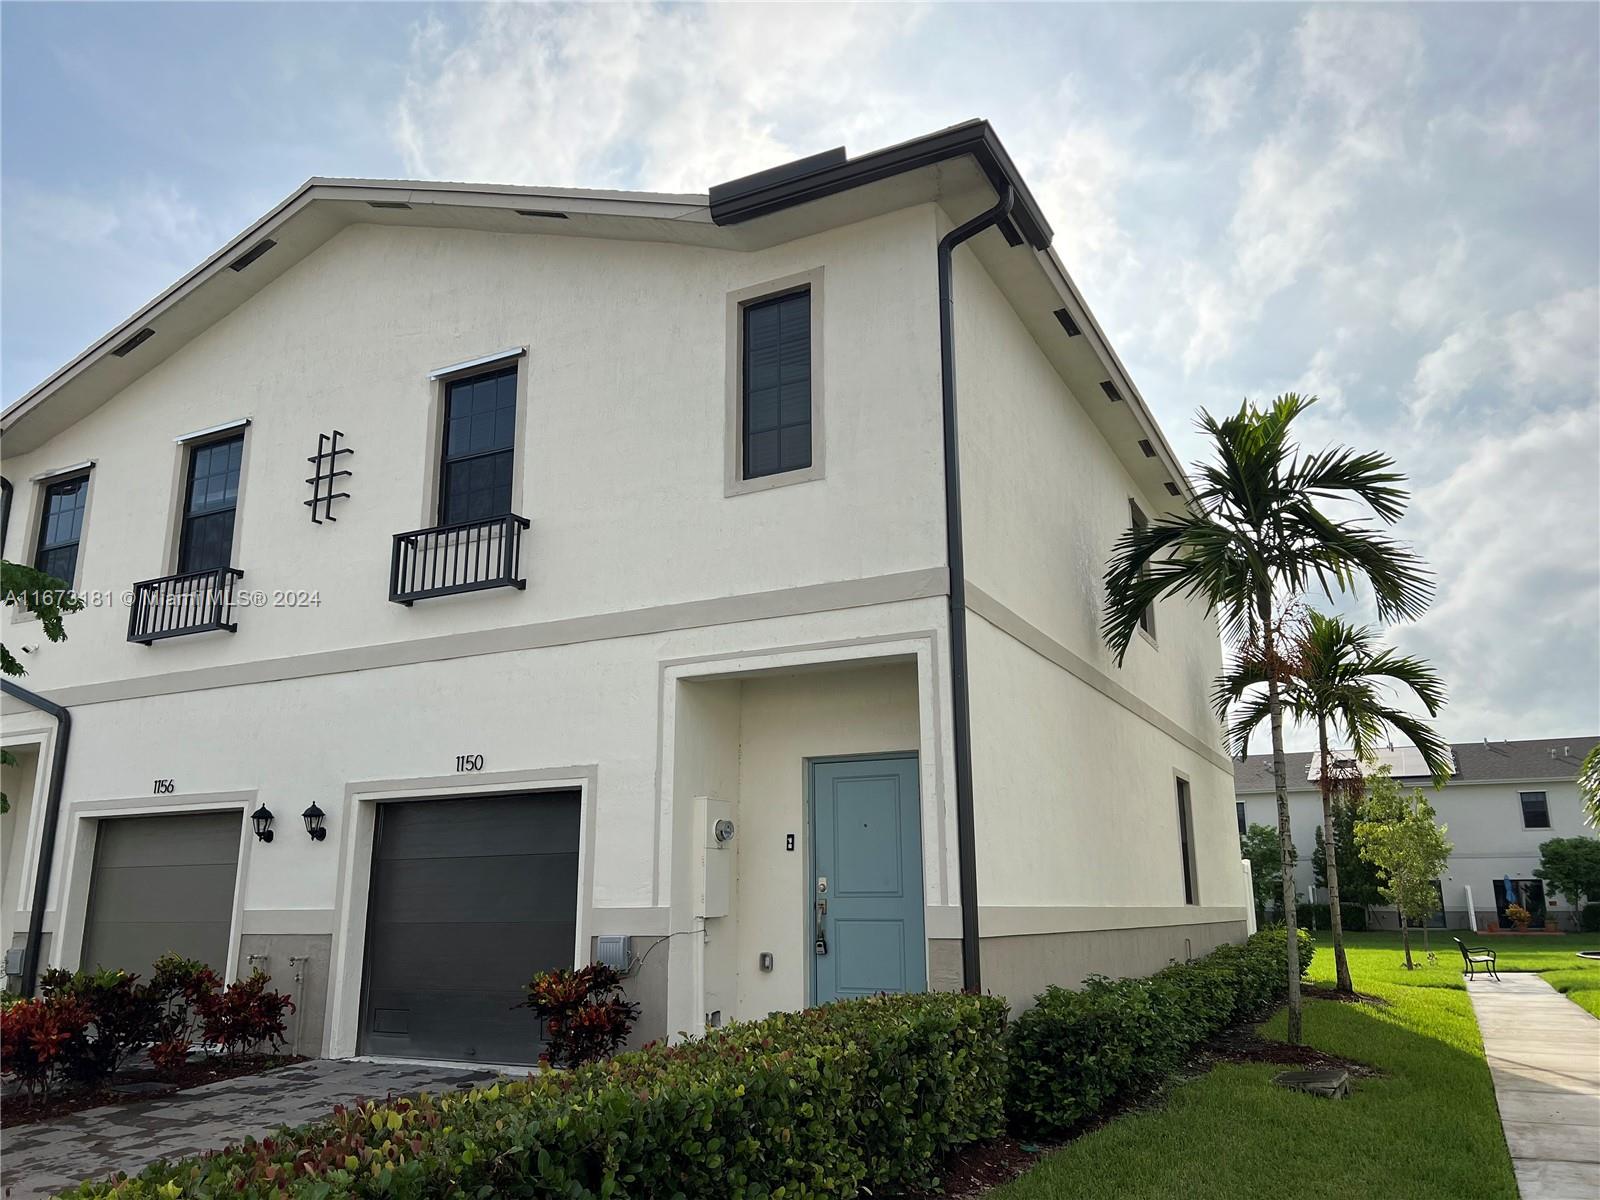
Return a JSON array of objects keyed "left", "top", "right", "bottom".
[
  {"left": 1177, "top": 777, "right": 1197, "bottom": 904},
  {"left": 1236, "top": 801, "right": 1247, "bottom": 838},
  {"left": 178, "top": 434, "right": 244, "bottom": 573},
  {"left": 34, "top": 473, "right": 89, "bottom": 586},
  {"left": 439, "top": 365, "right": 517, "bottom": 525},
  {"left": 1519, "top": 791, "right": 1550, "bottom": 829},
  {"left": 1129, "top": 500, "right": 1155, "bottom": 637},
  {"left": 742, "top": 289, "right": 811, "bottom": 479}
]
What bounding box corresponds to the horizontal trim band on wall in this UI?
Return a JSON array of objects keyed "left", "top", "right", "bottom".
[
  {"left": 589, "top": 907, "right": 671, "bottom": 937},
  {"left": 240, "top": 909, "right": 337, "bottom": 936},
  {"left": 28, "top": 568, "right": 950, "bottom": 708},
  {"left": 926, "top": 904, "right": 1248, "bottom": 940},
  {"left": 963, "top": 583, "right": 1233, "bottom": 774}
]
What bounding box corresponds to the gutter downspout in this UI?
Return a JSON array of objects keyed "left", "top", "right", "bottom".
[
  {"left": 938, "top": 186, "right": 1015, "bottom": 994},
  {"left": 2, "top": 679, "right": 71, "bottom": 997}
]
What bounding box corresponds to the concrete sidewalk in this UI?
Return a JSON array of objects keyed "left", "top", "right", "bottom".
[{"left": 1467, "top": 973, "right": 1600, "bottom": 1200}]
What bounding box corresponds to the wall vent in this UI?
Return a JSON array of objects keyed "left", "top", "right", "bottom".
[
  {"left": 366, "top": 200, "right": 411, "bottom": 210},
  {"left": 227, "top": 238, "right": 277, "bottom": 272},
  {"left": 111, "top": 328, "right": 155, "bottom": 357},
  {"left": 1139, "top": 439, "right": 1157, "bottom": 458},
  {"left": 1099, "top": 380, "right": 1123, "bottom": 402},
  {"left": 1053, "top": 308, "right": 1082, "bottom": 336},
  {"left": 516, "top": 209, "right": 569, "bottom": 219},
  {"left": 1164, "top": 481, "right": 1182, "bottom": 497}
]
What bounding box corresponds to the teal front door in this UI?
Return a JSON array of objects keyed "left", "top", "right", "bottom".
[{"left": 810, "top": 754, "right": 926, "bottom": 1004}]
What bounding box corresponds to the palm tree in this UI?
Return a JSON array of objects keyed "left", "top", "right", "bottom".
[
  {"left": 1102, "top": 395, "right": 1431, "bottom": 1044},
  {"left": 1217, "top": 610, "right": 1451, "bottom": 994},
  {"left": 1580, "top": 743, "right": 1600, "bottom": 828}
]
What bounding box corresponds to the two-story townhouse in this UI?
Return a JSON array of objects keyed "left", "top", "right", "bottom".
[
  {"left": 1235, "top": 738, "right": 1599, "bottom": 930},
  {"left": 1, "top": 120, "right": 1247, "bottom": 1065}
]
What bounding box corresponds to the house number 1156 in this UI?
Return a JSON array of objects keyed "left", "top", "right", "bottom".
[{"left": 455, "top": 755, "right": 484, "bottom": 773}]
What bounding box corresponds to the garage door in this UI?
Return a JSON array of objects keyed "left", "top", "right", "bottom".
[
  {"left": 80, "top": 811, "right": 241, "bottom": 980},
  {"left": 359, "top": 792, "right": 580, "bottom": 1065}
]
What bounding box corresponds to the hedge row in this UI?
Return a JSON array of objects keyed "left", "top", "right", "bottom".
[
  {"left": 1006, "top": 926, "right": 1314, "bottom": 1136},
  {"left": 62, "top": 929, "right": 1308, "bottom": 1199},
  {"left": 62, "top": 990, "right": 1007, "bottom": 1200}
]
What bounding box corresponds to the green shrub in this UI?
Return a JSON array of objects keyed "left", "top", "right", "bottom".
[
  {"left": 1006, "top": 927, "right": 1313, "bottom": 1137},
  {"left": 1581, "top": 902, "right": 1600, "bottom": 933},
  {"left": 60, "top": 990, "right": 1008, "bottom": 1199}
]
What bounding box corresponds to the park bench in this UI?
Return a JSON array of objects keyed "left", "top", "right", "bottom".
[{"left": 1454, "top": 937, "right": 1499, "bottom": 981}]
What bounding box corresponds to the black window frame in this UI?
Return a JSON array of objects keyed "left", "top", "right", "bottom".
[
  {"left": 177, "top": 432, "right": 245, "bottom": 575},
  {"left": 437, "top": 364, "right": 518, "bottom": 527},
  {"left": 740, "top": 287, "right": 813, "bottom": 481},
  {"left": 1519, "top": 791, "right": 1551, "bottom": 829},
  {"left": 1129, "top": 500, "right": 1156, "bottom": 638},
  {"left": 32, "top": 471, "right": 91, "bottom": 588},
  {"left": 1177, "top": 776, "right": 1197, "bottom": 905},
  {"left": 1236, "top": 801, "right": 1247, "bottom": 839}
]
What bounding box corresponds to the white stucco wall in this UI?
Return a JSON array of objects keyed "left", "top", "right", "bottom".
[
  {"left": 949, "top": 244, "right": 1245, "bottom": 923},
  {"left": 1, "top": 207, "right": 944, "bottom": 693}
]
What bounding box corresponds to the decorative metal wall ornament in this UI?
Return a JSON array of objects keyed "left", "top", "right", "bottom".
[{"left": 304, "top": 431, "right": 353, "bottom": 524}]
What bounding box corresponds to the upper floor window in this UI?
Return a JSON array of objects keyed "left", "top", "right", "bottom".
[
  {"left": 1129, "top": 500, "right": 1156, "bottom": 638},
  {"left": 1519, "top": 791, "right": 1551, "bottom": 829},
  {"left": 725, "top": 270, "right": 823, "bottom": 497},
  {"left": 742, "top": 289, "right": 813, "bottom": 480},
  {"left": 34, "top": 472, "right": 90, "bottom": 586},
  {"left": 439, "top": 365, "right": 517, "bottom": 525},
  {"left": 179, "top": 433, "right": 244, "bottom": 573},
  {"left": 1177, "top": 776, "right": 1197, "bottom": 904}
]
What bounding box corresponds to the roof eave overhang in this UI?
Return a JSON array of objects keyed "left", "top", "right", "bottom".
[{"left": 709, "top": 118, "right": 1053, "bottom": 253}]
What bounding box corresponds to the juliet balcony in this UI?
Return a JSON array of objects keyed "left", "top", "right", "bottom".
[
  {"left": 388, "top": 512, "right": 530, "bottom": 605},
  {"left": 127, "top": 566, "right": 244, "bottom": 645}
]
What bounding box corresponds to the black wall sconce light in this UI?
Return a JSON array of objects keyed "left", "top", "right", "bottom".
[
  {"left": 251, "top": 804, "right": 275, "bottom": 843},
  {"left": 302, "top": 802, "right": 327, "bottom": 842}
]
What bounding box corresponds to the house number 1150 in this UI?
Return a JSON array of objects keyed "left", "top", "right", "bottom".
[{"left": 455, "top": 755, "right": 485, "bottom": 773}]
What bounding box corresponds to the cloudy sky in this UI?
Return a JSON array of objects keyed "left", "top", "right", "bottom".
[{"left": 3, "top": 3, "right": 1597, "bottom": 748}]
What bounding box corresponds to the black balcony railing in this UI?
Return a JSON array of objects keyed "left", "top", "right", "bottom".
[
  {"left": 128, "top": 567, "right": 244, "bottom": 645},
  {"left": 389, "top": 512, "right": 530, "bottom": 605}
]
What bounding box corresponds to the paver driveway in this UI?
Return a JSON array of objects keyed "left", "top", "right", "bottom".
[{"left": 1, "top": 1058, "right": 498, "bottom": 1200}]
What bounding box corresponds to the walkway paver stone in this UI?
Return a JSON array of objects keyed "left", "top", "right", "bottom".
[
  {"left": 1466, "top": 973, "right": 1600, "bottom": 1200},
  {"left": 1, "top": 1059, "right": 496, "bottom": 1200}
]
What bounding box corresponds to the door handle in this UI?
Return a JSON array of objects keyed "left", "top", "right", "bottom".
[{"left": 814, "top": 899, "right": 828, "bottom": 956}]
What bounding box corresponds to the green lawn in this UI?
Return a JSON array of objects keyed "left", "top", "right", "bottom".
[{"left": 990, "top": 930, "right": 1600, "bottom": 1200}]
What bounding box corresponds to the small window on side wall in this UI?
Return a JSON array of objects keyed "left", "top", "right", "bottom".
[
  {"left": 34, "top": 472, "right": 90, "bottom": 587},
  {"left": 742, "top": 289, "right": 812, "bottom": 480},
  {"left": 1519, "top": 791, "right": 1550, "bottom": 829},
  {"left": 1177, "top": 777, "right": 1197, "bottom": 905},
  {"left": 1129, "top": 500, "right": 1156, "bottom": 638},
  {"left": 439, "top": 365, "right": 517, "bottom": 525}
]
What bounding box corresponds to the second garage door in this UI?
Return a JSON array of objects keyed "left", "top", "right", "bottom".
[
  {"left": 359, "top": 791, "right": 580, "bottom": 1065},
  {"left": 80, "top": 811, "right": 241, "bottom": 980}
]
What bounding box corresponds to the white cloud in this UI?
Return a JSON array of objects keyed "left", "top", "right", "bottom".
[
  {"left": 1409, "top": 286, "right": 1599, "bottom": 423},
  {"left": 1177, "top": 35, "right": 1263, "bottom": 137},
  {"left": 1399, "top": 405, "right": 1600, "bottom": 740},
  {"left": 392, "top": 4, "right": 928, "bottom": 191}
]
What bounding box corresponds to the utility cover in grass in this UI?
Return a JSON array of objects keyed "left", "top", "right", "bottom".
[{"left": 1273, "top": 1068, "right": 1351, "bottom": 1099}]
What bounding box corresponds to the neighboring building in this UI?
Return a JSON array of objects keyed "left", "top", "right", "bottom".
[
  {"left": 1235, "top": 738, "right": 1600, "bottom": 930},
  {"left": 0, "top": 120, "right": 1246, "bottom": 1065}
]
